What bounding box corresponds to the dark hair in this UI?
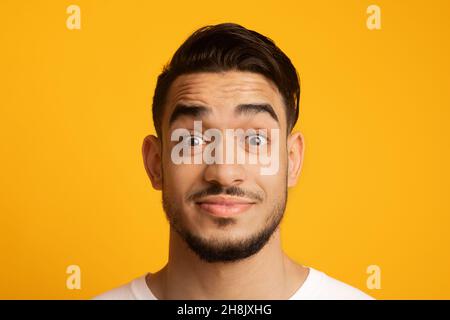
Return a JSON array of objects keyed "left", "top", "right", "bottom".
[{"left": 152, "top": 22, "right": 300, "bottom": 138}]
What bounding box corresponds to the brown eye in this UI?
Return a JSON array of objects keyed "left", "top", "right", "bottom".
[
  {"left": 246, "top": 134, "right": 268, "bottom": 147},
  {"left": 186, "top": 135, "right": 204, "bottom": 147}
]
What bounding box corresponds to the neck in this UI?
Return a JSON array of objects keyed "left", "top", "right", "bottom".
[{"left": 150, "top": 227, "right": 307, "bottom": 299}]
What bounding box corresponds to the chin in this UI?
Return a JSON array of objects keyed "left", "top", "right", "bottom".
[{"left": 198, "top": 228, "right": 252, "bottom": 243}]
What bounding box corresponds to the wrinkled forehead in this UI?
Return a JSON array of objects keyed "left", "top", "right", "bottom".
[{"left": 161, "top": 71, "right": 287, "bottom": 132}]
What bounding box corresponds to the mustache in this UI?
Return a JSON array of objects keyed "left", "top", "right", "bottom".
[{"left": 186, "top": 185, "right": 264, "bottom": 203}]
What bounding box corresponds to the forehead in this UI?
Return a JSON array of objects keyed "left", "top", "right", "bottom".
[{"left": 162, "top": 71, "right": 286, "bottom": 128}]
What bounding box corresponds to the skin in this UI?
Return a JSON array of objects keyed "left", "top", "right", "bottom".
[{"left": 142, "top": 71, "right": 307, "bottom": 299}]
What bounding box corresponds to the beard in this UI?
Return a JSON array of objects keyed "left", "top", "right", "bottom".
[{"left": 161, "top": 181, "right": 288, "bottom": 263}]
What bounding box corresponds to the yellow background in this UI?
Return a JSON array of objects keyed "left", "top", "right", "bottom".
[{"left": 1, "top": 0, "right": 449, "bottom": 299}]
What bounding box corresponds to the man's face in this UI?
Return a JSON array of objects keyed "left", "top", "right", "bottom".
[{"left": 157, "top": 71, "right": 292, "bottom": 262}]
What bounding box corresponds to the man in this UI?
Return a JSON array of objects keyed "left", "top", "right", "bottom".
[{"left": 94, "top": 23, "right": 373, "bottom": 300}]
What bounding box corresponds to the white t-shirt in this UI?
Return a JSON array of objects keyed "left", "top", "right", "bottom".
[{"left": 93, "top": 267, "right": 374, "bottom": 300}]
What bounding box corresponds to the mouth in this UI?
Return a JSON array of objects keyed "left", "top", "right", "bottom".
[{"left": 195, "top": 196, "right": 256, "bottom": 217}]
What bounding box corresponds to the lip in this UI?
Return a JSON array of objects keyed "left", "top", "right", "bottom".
[{"left": 195, "top": 196, "right": 256, "bottom": 217}]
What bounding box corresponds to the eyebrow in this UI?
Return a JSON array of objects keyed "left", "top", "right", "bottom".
[
  {"left": 169, "top": 104, "right": 212, "bottom": 126},
  {"left": 168, "top": 103, "right": 279, "bottom": 126},
  {"left": 235, "top": 103, "right": 279, "bottom": 124}
]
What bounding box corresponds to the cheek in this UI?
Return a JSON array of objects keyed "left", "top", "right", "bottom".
[
  {"left": 276, "top": 144, "right": 289, "bottom": 177},
  {"left": 163, "top": 161, "right": 204, "bottom": 199},
  {"left": 258, "top": 174, "right": 287, "bottom": 200},
  {"left": 254, "top": 155, "right": 288, "bottom": 198}
]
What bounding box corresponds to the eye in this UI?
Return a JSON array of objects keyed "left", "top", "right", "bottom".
[
  {"left": 245, "top": 134, "right": 268, "bottom": 147},
  {"left": 185, "top": 134, "right": 204, "bottom": 147}
]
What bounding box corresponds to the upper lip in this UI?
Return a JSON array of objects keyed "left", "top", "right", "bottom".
[{"left": 195, "top": 196, "right": 256, "bottom": 205}]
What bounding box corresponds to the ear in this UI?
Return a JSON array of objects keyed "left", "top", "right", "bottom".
[
  {"left": 287, "top": 131, "right": 305, "bottom": 187},
  {"left": 142, "top": 135, "right": 162, "bottom": 190}
]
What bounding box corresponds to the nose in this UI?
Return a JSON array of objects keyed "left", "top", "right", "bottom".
[
  {"left": 203, "top": 162, "right": 246, "bottom": 187},
  {"left": 202, "top": 129, "right": 248, "bottom": 186}
]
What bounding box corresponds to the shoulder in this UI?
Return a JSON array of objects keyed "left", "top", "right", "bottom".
[
  {"left": 315, "top": 270, "right": 375, "bottom": 300},
  {"left": 92, "top": 282, "right": 135, "bottom": 300},
  {"left": 91, "top": 274, "right": 155, "bottom": 300},
  {"left": 292, "top": 267, "right": 375, "bottom": 300}
]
